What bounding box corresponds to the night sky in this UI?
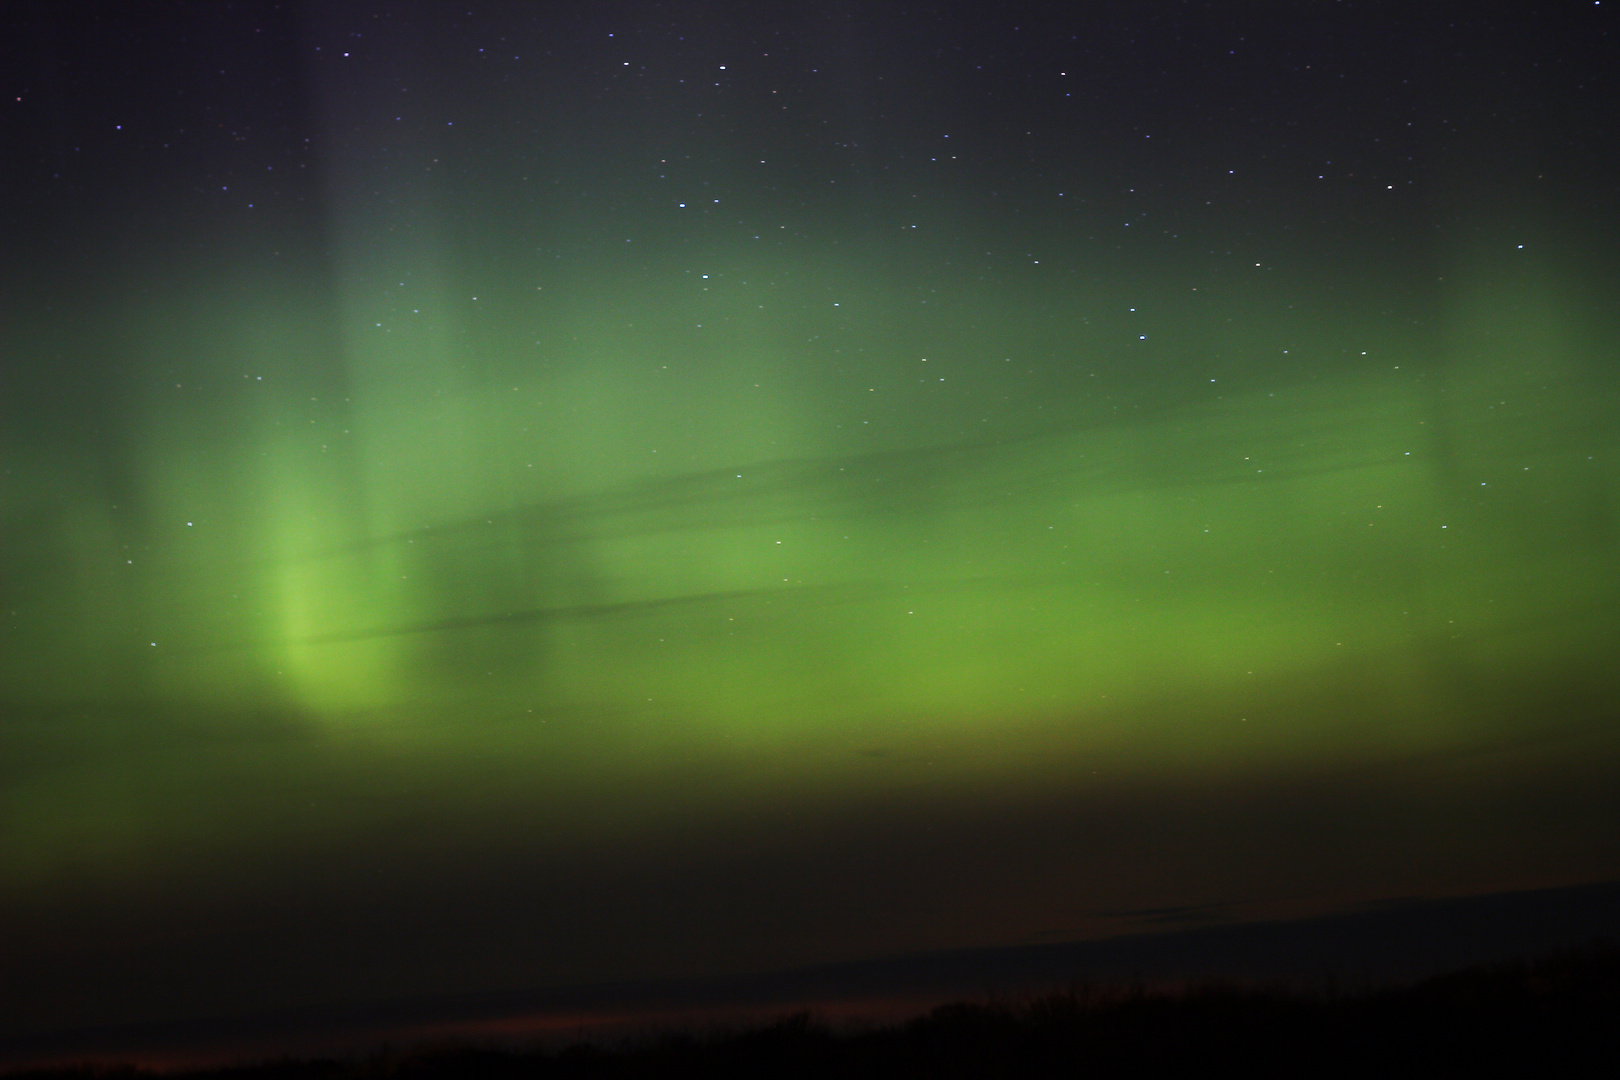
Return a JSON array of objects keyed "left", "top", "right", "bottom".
[{"left": 4, "top": 0, "right": 1619, "bottom": 1064}]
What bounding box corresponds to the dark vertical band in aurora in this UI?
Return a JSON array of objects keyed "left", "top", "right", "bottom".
[{"left": 2, "top": 1, "right": 1618, "bottom": 1062}]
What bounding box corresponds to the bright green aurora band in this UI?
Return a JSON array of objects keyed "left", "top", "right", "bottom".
[{"left": 4, "top": 211, "right": 1616, "bottom": 909}]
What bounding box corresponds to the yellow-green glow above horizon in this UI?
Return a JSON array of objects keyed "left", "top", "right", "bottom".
[{"left": 3, "top": 227, "right": 1616, "bottom": 896}]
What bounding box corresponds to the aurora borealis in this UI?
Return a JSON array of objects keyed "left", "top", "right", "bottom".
[{"left": 3, "top": 1, "right": 1619, "bottom": 1063}]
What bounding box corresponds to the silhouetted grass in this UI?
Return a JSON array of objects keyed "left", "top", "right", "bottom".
[{"left": 10, "top": 941, "right": 1618, "bottom": 1079}]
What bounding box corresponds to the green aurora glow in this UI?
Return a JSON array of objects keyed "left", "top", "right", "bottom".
[{"left": 6, "top": 231, "right": 1615, "bottom": 888}]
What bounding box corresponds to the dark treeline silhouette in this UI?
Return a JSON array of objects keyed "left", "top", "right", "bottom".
[{"left": 9, "top": 941, "right": 1617, "bottom": 1079}]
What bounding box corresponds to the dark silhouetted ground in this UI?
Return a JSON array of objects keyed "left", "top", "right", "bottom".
[{"left": 8, "top": 942, "right": 1617, "bottom": 1079}]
